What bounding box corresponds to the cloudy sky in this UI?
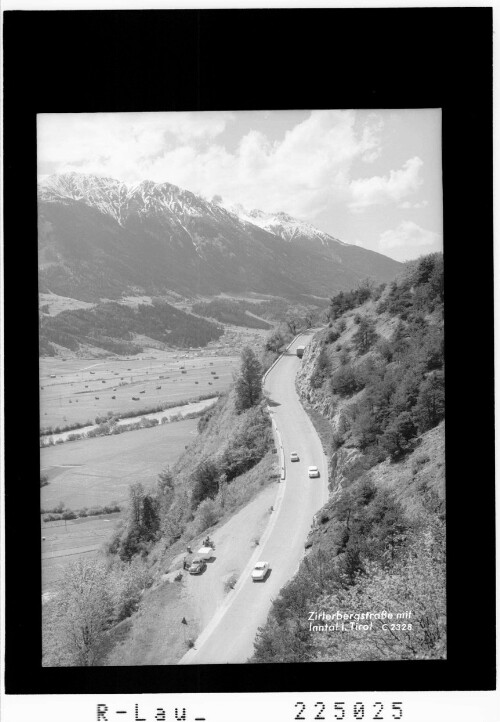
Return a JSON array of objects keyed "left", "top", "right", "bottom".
[{"left": 37, "top": 109, "right": 442, "bottom": 262}]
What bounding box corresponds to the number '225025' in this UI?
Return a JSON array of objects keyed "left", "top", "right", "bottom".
[{"left": 294, "top": 701, "right": 403, "bottom": 720}]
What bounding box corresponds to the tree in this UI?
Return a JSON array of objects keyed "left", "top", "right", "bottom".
[
  {"left": 56, "top": 559, "right": 113, "bottom": 666},
  {"left": 115, "top": 483, "right": 161, "bottom": 560},
  {"left": 352, "top": 317, "right": 378, "bottom": 355},
  {"left": 285, "top": 313, "right": 299, "bottom": 335},
  {"left": 141, "top": 494, "right": 160, "bottom": 540},
  {"left": 191, "top": 459, "right": 220, "bottom": 509},
  {"left": 381, "top": 411, "right": 417, "bottom": 460},
  {"left": 128, "top": 482, "right": 145, "bottom": 530},
  {"left": 157, "top": 467, "right": 175, "bottom": 515},
  {"left": 413, "top": 372, "right": 445, "bottom": 432},
  {"left": 265, "top": 329, "right": 284, "bottom": 354},
  {"left": 158, "top": 467, "right": 174, "bottom": 494},
  {"left": 330, "top": 366, "right": 364, "bottom": 397},
  {"left": 314, "top": 522, "right": 446, "bottom": 662},
  {"left": 351, "top": 407, "right": 379, "bottom": 450},
  {"left": 235, "top": 346, "right": 262, "bottom": 413},
  {"left": 356, "top": 278, "right": 374, "bottom": 304},
  {"left": 196, "top": 497, "right": 220, "bottom": 532},
  {"left": 304, "top": 310, "right": 315, "bottom": 328}
]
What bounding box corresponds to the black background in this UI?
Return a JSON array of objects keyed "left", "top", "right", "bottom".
[{"left": 3, "top": 8, "right": 495, "bottom": 695}]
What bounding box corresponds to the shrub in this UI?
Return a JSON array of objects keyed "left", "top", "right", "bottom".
[
  {"left": 40, "top": 474, "right": 49, "bottom": 487},
  {"left": 339, "top": 349, "right": 350, "bottom": 366},
  {"left": 108, "top": 557, "right": 153, "bottom": 622},
  {"left": 67, "top": 432, "right": 83, "bottom": 442},
  {"left": 265, "top": 329, "right": 285, "bottom": 353},
  {"left": 191, "top": 460, "right": 220, "bottom": 509},
  {"left": 195, "top": 497, "right": 220, "bottom": 533},
  {"left": 326, "top": 329, "right": 340, "bottom": 344},
  {"left": 352, "top": 317, "right": 378, "bottom": 355},
  {"left": 330, "top": 366, "right": 365, "bottom": 397},
  {"left": 381, "top": 411, "right": 417, "bottom": 460},
  {"left": 310, "top": 347, "right": 331, "bottom": 388},
  {"left": 43, "top": 514, "right": 62, "bottom": 522},
  {"left": 376, "top": 338, "right": 393, "bottom": 362}
]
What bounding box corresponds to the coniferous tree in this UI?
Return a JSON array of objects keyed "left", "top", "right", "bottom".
[{"left": 352, "top": 316, "right": 378, "bottom": 355}]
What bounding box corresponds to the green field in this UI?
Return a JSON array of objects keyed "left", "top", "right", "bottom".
[
  {"left": 42, "top": 513, "right": 124, "bottom": 592},
  {"left": 41, "top": 417, "right": 201, "bottom": 592},
  {"left": 40, "top": 351, "right": 238, "bottom": 430},
  {"left": 41, "top": 417, "right": 198, "bottom": 510}
]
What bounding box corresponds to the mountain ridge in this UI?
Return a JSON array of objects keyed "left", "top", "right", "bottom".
[{"left": 38, "top": 172, "right": 403, "bottom": 303}]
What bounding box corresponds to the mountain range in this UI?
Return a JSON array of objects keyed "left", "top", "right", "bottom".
[{"left": 38, "top": 173, "right": 402, "bottom": 304}]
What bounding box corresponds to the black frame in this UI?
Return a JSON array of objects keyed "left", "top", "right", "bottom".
[{"left": 3, "top": 7, "right": 495, "bottom": 695}]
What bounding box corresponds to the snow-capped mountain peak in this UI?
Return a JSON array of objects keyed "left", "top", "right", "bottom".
[
  {"left": 38, "top": 172, "right": 233, "bottom": 228},
  {"left": 224, "top": 202, "right": 349, "bottom": 254}
]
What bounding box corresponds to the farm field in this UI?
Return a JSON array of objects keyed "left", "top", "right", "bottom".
[
  {"left": 42, "top": 513, "right": 123, "bottom": 593},
  {"left": 40, "top": 351, "right": 238, "bottom": 430},
  {"left": 40, "top": 417, "right": 199, "bottom": 511}
]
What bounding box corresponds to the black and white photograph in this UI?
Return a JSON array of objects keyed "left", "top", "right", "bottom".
[
  {"left": 37, "top": 108, "right": 445, "bottom": 667},
  {"left": 2, "top": 6, "right": 496, "bottom": 719}
]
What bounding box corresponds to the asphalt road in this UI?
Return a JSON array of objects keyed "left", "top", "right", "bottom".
[{"left": 179, "top": 332, "right": 329, "bottom": 664}]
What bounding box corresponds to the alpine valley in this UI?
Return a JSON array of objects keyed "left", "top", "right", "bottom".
[{"left": 38, "top": 172, "right": 402, "bottom": 355}]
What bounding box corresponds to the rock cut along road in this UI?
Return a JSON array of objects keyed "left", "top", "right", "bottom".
[{"left": 179, "top": 332, "right": 329, "bottom": 664}]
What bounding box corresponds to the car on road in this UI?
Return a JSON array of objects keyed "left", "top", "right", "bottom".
[
  {"left": 251, "top": 561, "right": 270, "bottom": 581},
  {"left": 290, "top": 452, "right": 300, "bottom": 462},
  {"left": 308, "top": 465, "right": 320, "bottom": 478},
  {"left": 188, "top": 559, "right": 207, "bottom": 575}
]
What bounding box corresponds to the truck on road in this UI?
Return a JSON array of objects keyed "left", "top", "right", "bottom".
[{"left": 296, "top": 346, "right": 306, "bottom": 358}]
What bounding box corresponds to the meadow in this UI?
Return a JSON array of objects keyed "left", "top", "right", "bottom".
[
  {"left": 40, "top": 351, "right": 238, "bottom": 430},
  {"left": 41, "top": 416, "right": 199, "bottom": 510},
  {"left": 42, "top": 513, "right": 123, "bottom": 592}
]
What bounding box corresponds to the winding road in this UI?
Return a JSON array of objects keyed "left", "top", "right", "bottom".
[{"left": 179, "top": 332, "right": 329, "bottom": 664}]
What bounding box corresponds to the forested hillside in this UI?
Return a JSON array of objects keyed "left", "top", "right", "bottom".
[
  {"left": 39, "top": 299, "right": 224, "bottom": 355},
  {"left": 191, "top": 299, "right": 272, "bottom": 329},
  {"left": 252, "top": 253, "right": 446, "bottom": 662}
]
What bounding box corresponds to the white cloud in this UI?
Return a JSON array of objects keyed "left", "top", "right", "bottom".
[
  {"left": 379, "top": 221, "right": 441, "bottom": 251},
  {"left": 139, "top": 110, "right": 383, "bottom": 217},
  {"left": 349, "top": 156, "right": 423, "bottom": 212},
  {"left": 37, "top": 110, "right": 384, "bottom": 219},
  {"left": 399, "top": 199, "right": 429, "bottom": 209},
  {"left": 37, "top": 111, "right": 235, "bottom": 183}
]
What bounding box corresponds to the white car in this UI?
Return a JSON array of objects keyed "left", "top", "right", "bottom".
[
  {"left": 290, "top": 452, "right": 300, "bottom": 462},
  {"left": 251, "top": 561, "right": 270, "bottom": 581},
  {"left": 308, "top": 465, "right": 320, "bottom": 478}
]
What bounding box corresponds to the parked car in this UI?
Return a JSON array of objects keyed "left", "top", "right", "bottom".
[
  {"left": 197, "top": 546, "right": 214, "bottom": 561},
  {"left": 188, "top": 559, "right": 206, "bottom": 575},
  {"left": 308, "top": 465, "right": 320, "bottom": 478},
  {"left": 290, "top": 452, "right": 300, "bottom": 462},
  {"left": 251, "top": 561, "right": 270, "bottom": 581}
]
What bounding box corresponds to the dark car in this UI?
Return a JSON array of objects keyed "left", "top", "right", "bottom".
[{"left": 188, "top": 559, "right": 207, "bottom": 575}]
